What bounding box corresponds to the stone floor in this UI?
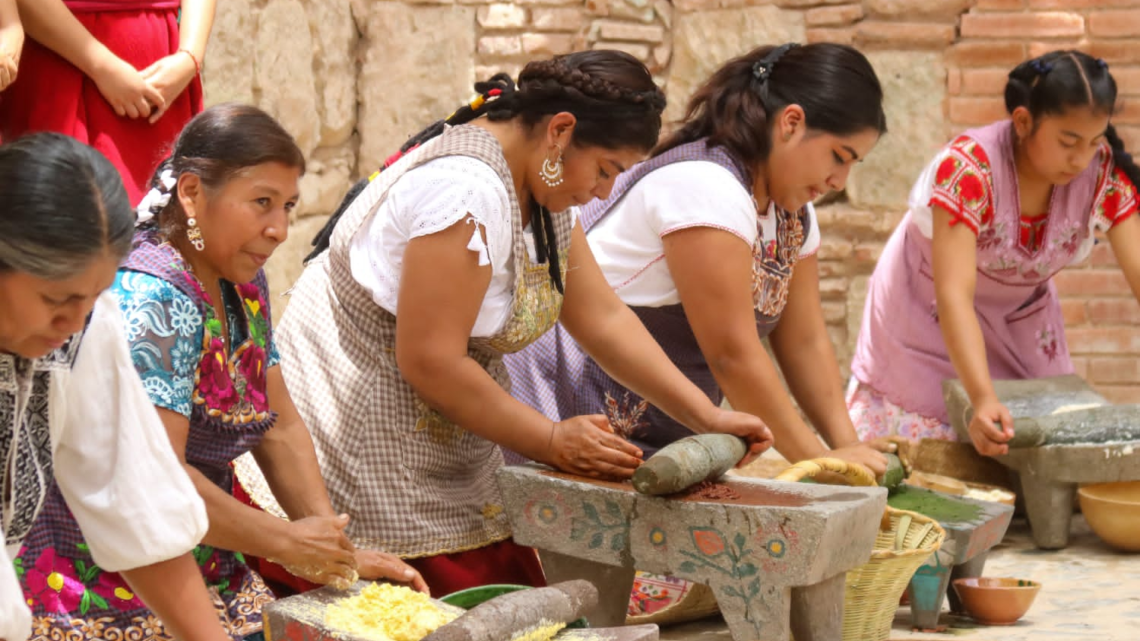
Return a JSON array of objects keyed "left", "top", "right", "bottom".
[{"left": 658, "top": 515, "right": 1140, "bottom": 641}]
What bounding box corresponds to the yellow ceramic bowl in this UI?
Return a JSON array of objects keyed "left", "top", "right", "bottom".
[
  {"left": 1078, "top": 481, "right": 1140, "bottom": 552},
  {"left": 952, "top": 577, "right": 1040, "bottom": 626}
]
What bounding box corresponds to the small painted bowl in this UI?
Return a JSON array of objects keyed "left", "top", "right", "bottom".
[{"left": 952, "top": 577, "right": 1040, "bottom": 626}]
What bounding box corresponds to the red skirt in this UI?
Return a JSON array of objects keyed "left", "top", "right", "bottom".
[
  {"left": 232, "top": 477, "right": 546, "bottom": 598},
  {"left": 0, "top": 7, "right": 203, "bottom": 204}
]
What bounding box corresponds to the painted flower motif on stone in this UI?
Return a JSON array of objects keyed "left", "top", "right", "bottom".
[
  {"left": 690, "top": 528, "right": 726, "bottom": 558},
  {"left": 523, "top": 490, "right": 570, "bottom": 538},
  {"left": 649, "top": 526, "right": 668, "bottom": 549}
]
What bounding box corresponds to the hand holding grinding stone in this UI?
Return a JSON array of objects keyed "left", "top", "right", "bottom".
[
  {"left": 421, "top": 580, "right": 598, "bottom": 641},
  {"left": 633, "top": 434, "right": 750, "bottom": 495}
]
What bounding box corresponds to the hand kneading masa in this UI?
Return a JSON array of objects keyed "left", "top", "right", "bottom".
[
  {"left": 631, "top": 433, "right": 748, "bottom": 495},
  {"left": 422, "top": 580, "right": 599, "bottom": 641}
]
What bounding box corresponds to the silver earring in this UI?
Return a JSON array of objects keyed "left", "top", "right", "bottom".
[
  {"left": 540, "top": 145, "right": 564, "bottom": 187},
  {"left": 186, "top": 216, "right": 205, "bottom": 251}
]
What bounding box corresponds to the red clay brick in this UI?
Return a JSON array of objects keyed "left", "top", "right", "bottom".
[
  {"left": 1028, "top": 40, "right": 1084, "bottom": 59},
  {"left": 1089, "top": 242, "right": 1119, "bottom": 267},
  {"left": 947, "top": 67, "right": 962, "bottom": 95},
  {"left": 1109, "top": 67, "right": 1140, "bottom": 94},
  {"left": 949, "top": 97, "right": 1009, "bottom": 125},
  {"left": 1089, "top": 357, "right": 1140, "bottom": 384},
  {"left": 1090, "top": 10, "right": 1140, "bottom": 37},
  {"left": 961, "top": 68, "right": 1010, "bottom": 96},
  {"left": 1061, "top": 298, "right": 1088, "bottom": 325},
  {"left": 1095, "top": 384, "right": 1140, "bottom": 404},
  {"left": 806, "top": 4, "right": 864, "bottom": 27},
  {"left": 819, "top": 277, "right": 850, "bottom": 299},
  {"left": 1054, "top": 269, "right": 1130, "bottom": 296},
  {"left": 1071, "top": 356, "right": 1089, "bottom": 379},
  {"left": 975, "top": 0, "right": 1026, "bottom": 9},
  {"left": 1115, "top": 100, "right": 1140, "bottom": 125},
  {"left": 1087, "top": 298, "right": 1140, "bottom": 324},
  {"left": 945, "top": 42, "right": 1028, "bottom": 67},
  {"left": 856, "top": 21, "right": 956, "bottom": 49},
  {"left": 1116, "top": 126, "right": 1140, "bottom": 156},
  {"left": 1066, "top": 326, "right": 1140, "bottom": 354},
  {"left": 960, "top": 12, "right": 1084, "bottom": 39},
  {"left": 1087, "top": 41, "right": 1140, "bottom": 64},
  {"left": 1029, "top": 0, "right": 1140, "bottom": 9},
  {"left": 806, "top": 27, "right": 856, "bottom": 45}
]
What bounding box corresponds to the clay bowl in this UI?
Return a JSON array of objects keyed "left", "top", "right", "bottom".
[
  {"left": 1078, "top": 481, "right": 1140, "bottom": 552},
  {"left": 952, "top": 577, "right": 1040, "bottom": 626}
]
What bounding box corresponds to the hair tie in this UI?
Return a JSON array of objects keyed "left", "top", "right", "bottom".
[
  {"left": 1030, "top": 58, "right": 1054, "bottom": 76},
  {"left": 752, "top": 43, "right": 800, "bottom": 85},
  {"left": 135, "top": 168, "right": 176, "bottom": 226},
  {"left": 1097, "top": 58, "right": 1109, "bottom": 70}
]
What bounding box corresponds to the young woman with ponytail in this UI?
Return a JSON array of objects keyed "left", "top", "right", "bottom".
[
  {"left": 849, "top": 50, "right": 1140, "bottom": 456},
  {"left": 506, "top": 43, "right": 896, "bottom": 478},
  {"left": 272, "top": 51, "right": 773, "bottom": 594}
]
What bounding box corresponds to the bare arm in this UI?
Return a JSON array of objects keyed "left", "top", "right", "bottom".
[
  {"left": 157, "top": 407, "right": 356, "bottom": 584},
  {"left": 396, "top": 217, "right": 644, "bottom": 478},
  {"left": 559, "top": 223, "right": 774, "bottom": 463},
  {"left": 120, "top": 555, "right": 231, "bottom": 641},
  {"left": 178, "top": 0, "right": 215, "bottom": 63},
  {"left": 932, "top": 206, "right": 1012, "bottom": 455},
  {"left": 768, "top": 255, "right": 889, "bottom": 473},
  {"left": 15, "top": 0, "right": 162, "bottom": 117},
  {"left": 142, "top": 0, "right": 215, "bottom": 123},
  {"left": 1107, "top": 213, "right": 1140, "bottom": 303}
]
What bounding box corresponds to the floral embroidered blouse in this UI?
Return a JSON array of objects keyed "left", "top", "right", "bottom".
[{"left": 15, "top": 230, "right": 279, "bottom": 641}]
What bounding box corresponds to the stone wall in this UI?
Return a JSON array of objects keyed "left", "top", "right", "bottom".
[{"left": 202, "top": 0, "right": 1140, "bottom": 401}]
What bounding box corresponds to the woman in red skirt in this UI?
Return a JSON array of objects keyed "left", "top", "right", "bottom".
[{"left": 2, "top": 0, "right": 213, "bottom": 203}]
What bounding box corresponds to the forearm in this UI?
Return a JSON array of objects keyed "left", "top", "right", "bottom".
[
  {"left": 937, "top": 293, "right": 995, "bottom": 405},
  {"left": 565, "top": 303, "right": 716, "bottom": 433},
  {"left": 185, "top": 463, "right": 291, "bottom": 559},
  {"left": 177, "top": 0, "right": 215, "bottom": 62},
  {"left": 14, "top": 0, "right": 108, "bottom": 75},
  {"left": 252, "top": 424, "right": 336, "bottom": 521},
  {"left": 707, "top": 339, "right": 828, "bottom": 462},
  {"left": 0, "top": 0, "right": 21, "bottom": 38},
  {"left": 771, "top": 327, "right": 859, "bottom": 449},
  {"left": 405, "top": 355, "right": 557, "bottom": 463},
  {"left": 120, "top": 554, "right": 229, "bottom": 641}
]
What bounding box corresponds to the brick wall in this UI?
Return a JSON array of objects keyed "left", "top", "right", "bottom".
[{"left": 214, "top": 0, "right": 1140, "bottom": 401}]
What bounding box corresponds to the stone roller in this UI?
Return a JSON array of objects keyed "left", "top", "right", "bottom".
[
  {"left": 631, "top": 433, "right": 904, "bottom": 495},
  {"left": 962, "top": 404, "right": 1140, "bottom": 448},
  {"left": 421, "top": 580, "right": 598, "bottom": 641}
]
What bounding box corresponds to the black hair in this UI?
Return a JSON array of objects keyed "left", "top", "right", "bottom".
[
  {"left": 0, "top": 132, "right": 133, "bottom": 279},
  {"left": 307, "top": 50, "right": 668, "bottom": 294},
  {"left": 1005, "top": 49, "right": 1139, "bottom": 190},
  {"left": 656, "top": 42, "right": 887, "bottom": 174},
  {"left": 140, "top": 103, "right": 306, "bottom": 235}
]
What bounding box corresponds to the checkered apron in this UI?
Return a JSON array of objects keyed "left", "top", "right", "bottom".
[
  {"left": 277, "top": 125, "right": 572, "bottom": 558},
  {"left": 505, "top": 139, "right": 811, "bottom": 456}
]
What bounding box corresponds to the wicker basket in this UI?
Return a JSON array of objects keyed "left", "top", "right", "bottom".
[{"left": 775, "top": 459, "right": 946, "bottom": 641}]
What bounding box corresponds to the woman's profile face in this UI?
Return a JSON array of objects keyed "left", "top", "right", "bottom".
[{"left": 0, "top": 252, "right": 119, "bottom": 359}]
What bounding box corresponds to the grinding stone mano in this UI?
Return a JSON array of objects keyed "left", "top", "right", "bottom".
[
  {"left": 631, "top": 433, "right": 747, "bottom": 495},
  {"left": 421, "top": 580, "right": 598, "bottom": 641}
]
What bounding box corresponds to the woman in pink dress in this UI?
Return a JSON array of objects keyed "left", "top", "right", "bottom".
[{"left": 849, "top": 50, "right": 1140, "bottom": 456}]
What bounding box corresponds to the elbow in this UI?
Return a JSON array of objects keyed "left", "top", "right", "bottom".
[
  {"left": 704, "top": 338, "right": 762, "bottom": 379},
  {"left": 394, "top": 346, "right": 455, "bottom": 403}
]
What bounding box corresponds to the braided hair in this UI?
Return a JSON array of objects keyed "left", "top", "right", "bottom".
[
  {"left": 1005, "top": 50, "right": 1140, "bottom": 191},
  {"left": 307, "top": 50, "right": 667, "bottom": 295}
]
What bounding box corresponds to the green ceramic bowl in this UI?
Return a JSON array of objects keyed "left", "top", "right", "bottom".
[{"left": 439, "top": 584, "right": 590, "bottom": 629}]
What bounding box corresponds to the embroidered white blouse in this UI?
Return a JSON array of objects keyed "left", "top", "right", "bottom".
[{"left": 0, "top": 291, "right": 208, "bottom": 641}]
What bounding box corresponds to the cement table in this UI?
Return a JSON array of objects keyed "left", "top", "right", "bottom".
[
  {"left": 896, "top": 487, "right": 1015, "bottom": 630},
  {"left": 944, "top": 375, "right": 1140, "bottom": 549},
  {"left": 263, "top": 581, "right": 662, "bottom": 641},
  {"left": 497, "top": 465, "right": 887, "bottom": 641}
]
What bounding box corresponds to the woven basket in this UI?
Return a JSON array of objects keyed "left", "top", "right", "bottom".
[{"left": 775, "top": 458, "right": 946, "bottom": 641}]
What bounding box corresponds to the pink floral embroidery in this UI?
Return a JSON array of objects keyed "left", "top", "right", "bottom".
[
  {"left": 24, "top": 548, "right": 85, "bottom": 614},
  {"left": 1038, "top": 326, "right": 1060, "bottom": 361},
  {"left": 92, "top": 573, "right": 146, "bottom": 611}
]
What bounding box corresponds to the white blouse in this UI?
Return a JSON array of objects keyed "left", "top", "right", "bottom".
[
  {"left": 0, "top": 291, "right": 208, "bottom": 641},
  {"left": 587, "top": 160, "right": 821, "bottom": 307},
  {"left": 349, "top": 156, "right": 567, "bottom": 337}
]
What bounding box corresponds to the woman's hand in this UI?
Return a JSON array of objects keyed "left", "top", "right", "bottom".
[
  {"left": 271, "top": 514, "right": 358, "bottom": 587},
  {"left": 826, "top": 442, "right": 890, "bottom": 477},
  {"left": 89, "top": 50, "right": 164, "bottom": 119},
  {"left": 356, "top": 549, "right": 430, "bottom": 594},
  {"left": 548, "top": 415, "right": 643, "bottom": 479},
  {"left": 140, "top": 51, "right": 197, "bottom": 123},
  {"left": 702, "top": 408, "right": 774, "bottom": 468},
  {"left": 0, "top": 22, "right": 22, "bottom": 91},
  {"left": 968, "top": 397, "right": 1014, "bottom": 457}
]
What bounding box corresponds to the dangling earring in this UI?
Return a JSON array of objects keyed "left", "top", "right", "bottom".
[
  {"left": 540, "top": 145, "right": 564, "bottom": 187},
  {"left": 186, "top": 215, "right": 205, "bottom": 251}
]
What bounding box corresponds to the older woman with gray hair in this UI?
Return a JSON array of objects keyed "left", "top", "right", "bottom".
[{"left": 0, "top": 132, "right": 229, "bottom": 641}]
